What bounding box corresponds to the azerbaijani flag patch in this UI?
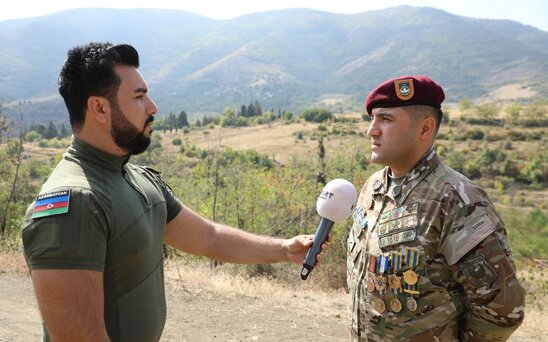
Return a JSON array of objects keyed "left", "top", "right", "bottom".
[{"left": 32, "top": 190, "right": 71, "bottom": 219}]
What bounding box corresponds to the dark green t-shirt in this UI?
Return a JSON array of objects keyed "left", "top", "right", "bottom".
[{"left": 22, "top": 137, "right": 183, "bottom": 341}]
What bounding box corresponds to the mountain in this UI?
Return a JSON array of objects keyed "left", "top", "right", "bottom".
[{"left": 1, "top": 6, "right": 547, "bottom": 125}]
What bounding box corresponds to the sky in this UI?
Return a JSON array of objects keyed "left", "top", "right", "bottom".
[{"left": 0, "top": 0, "right": 547, "bottom": 32}]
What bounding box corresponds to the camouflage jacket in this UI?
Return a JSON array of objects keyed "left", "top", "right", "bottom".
[{"left": 347, "top": 148, "right": 525, "bottom": 341}]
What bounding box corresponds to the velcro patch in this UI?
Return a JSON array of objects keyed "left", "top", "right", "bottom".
[
  {"left": 32, "top": 190, "right": 71, "bottom": 219},
  {"left": 379, "top": 229, "right": 416, "bottom": 248}
]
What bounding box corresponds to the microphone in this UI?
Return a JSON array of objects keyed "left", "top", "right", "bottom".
[{"left": 301, "top": 178, "right": 357, "bottom": 280}]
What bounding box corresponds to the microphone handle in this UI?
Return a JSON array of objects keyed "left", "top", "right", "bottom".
[{"left": 301, "top": 217, "right": 335, "bottom": 280}]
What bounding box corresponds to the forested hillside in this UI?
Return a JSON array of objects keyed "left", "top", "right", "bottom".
[{"left": 1, "top": 6, "right": 548, "bottom": 124}]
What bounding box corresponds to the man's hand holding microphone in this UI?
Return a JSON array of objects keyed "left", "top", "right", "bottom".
[{"left": 300, "top": 178, "right": 357, "bottom": 280}]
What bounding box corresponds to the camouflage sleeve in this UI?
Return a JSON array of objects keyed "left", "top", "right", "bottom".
[{"left": 449, "top": 227, "right": 526, "bottom": 341}]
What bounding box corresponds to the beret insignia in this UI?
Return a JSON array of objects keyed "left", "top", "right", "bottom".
[{"left": 394, "top": 79, "right": 414, "bottom": 101}]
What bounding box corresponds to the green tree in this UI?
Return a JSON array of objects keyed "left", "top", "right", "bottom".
[
  {"left": 458, "top": 98, "right": 473, "bottom": 115},
  {"left": 302, "top": 108, "right": 333, "bottom": 123},
  {"left": 177, "top": 111, "right": 189, "bottom": 127},
  {"left": 475, "top": 147, "right": 506, "bottom": 176},
  {"left": 317, "top": 136, "right": 326, "bottom": 185},
  {"left": 282, "top": 111, "right": 293, "bottom": 121},
  {"left": 167, "top": 112, "right": 177, "bottom": 133},
  {"left": 44, "top": 121, "right": 59, "bottom": 139},
  {"left": 31, "top": 124, "right": 47, "bottom": 138},
  {"left": 59, "top": 123, "right": 69, "bottom": 137},
  {"left": 523, "top": 102, "right": 546, "bottom": 121},
  {"left": 254, "top": 100, "right": 262, "bottom": 116},
  {"left": 505, "top": 103, "right": 521, "bottom": 124},
  {"left": 247, "top": 103, "right": 256, "bottom": 117},
  {"left": 220, "top": 107, "right": 239, "bottom": 127},
  {"left": 475, "top": 103, "right": 499, "bottom": 120},
  {"left": 0, "top": 104, "right": 9, "bottom": 143},
  {"left": 519, "top": 156, "right": 545, "bottom": 185}
]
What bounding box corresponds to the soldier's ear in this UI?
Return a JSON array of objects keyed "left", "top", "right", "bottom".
[
  {"left": 87, "top": 96, "right": 110, "bottom": 125},
  {"left": 419, "top": 116, "right": 436, "bottom": 141}
]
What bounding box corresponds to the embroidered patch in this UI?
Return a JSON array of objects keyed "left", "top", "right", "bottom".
[
  {"left": 460, "top": 254, "right": 497, "bottom": 288},
  {"left": 32, "top": 190, "right": 71, "bottom": 219},
  {"left": 379, "top": 229, "right": 416, "bottom": 248},
  {"left": 394, "top": 79, "right": 415, "bottom": 100},
  {"left": 378, "top": 202, "right": 420, "bottom": 238}
]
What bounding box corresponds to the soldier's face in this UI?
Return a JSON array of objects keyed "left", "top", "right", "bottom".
[
  {"left": 367, "top": 107, "right": 422, "bottom": 176},
  {"left": 111, "top": 65, "right": 158, "bottom": 155}
]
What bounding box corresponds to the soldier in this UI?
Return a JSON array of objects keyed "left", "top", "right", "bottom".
[
  {"left": 347, "top": 75, "right": 525, "bottom": 341},
  {"left": 21, "top": 42, "right": 328, "bottom": 342}
]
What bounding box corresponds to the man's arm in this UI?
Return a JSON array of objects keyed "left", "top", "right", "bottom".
[
  {"left": 164, "top": 206, "right": 321, "bottom": 264},
  {"left": 450, "top": 229, "right": 526, "bottom": 342},
  {"left": 31, "top": 269, "right": 110, "bottom": 342}
]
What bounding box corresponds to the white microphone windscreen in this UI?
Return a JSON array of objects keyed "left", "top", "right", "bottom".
[{"left": 316, "top": 178, "right": 357, "bottom": 223}]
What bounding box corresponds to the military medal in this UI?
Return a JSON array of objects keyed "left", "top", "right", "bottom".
[
  {"left": 403, "top": 248, "right": 419, "bottom": 286},
  {"left": 388, "top": 275, "right": 402, "bottom": 290},
  {"left": 376, "top": 255, "right": 389, "bottom": 294},
  {"left": 403, "top": 248, "right": 420, "bottom": 305},
  {"left": 367, "top": 274, "right": 376, "bottom": 293},
  {"left": 403, "top": 269, "right": 419, "bottom": 285},
  {"left": 389, "top": 252, "right": 403, "bottom": 295},
  {"left": 390, "top": 297, "right": 402, "bottom": 313},
  {"left": 372, "top": 296, "right": 386, "bottom": 313},
  {"left": 406, "top": 297, "right": 418, "bottom": 312},
  {"left": 375, "top": 275, "right": 387, "bottom": 292}
]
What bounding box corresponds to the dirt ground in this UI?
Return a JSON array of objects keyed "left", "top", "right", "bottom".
[
  {"left": 1, "top": 256, "right": 546, "bottom": 342},
  {"left": 0, "top": 260, "right": 348, "bottom": 342}
]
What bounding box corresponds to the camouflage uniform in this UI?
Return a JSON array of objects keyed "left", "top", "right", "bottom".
[{"left": 347, "top": 148, "right": 525, "bottom": 341}]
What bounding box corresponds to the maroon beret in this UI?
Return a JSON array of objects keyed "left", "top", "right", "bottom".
[{"left": 365, "top": 75, "right": 445, "bottom": 114}]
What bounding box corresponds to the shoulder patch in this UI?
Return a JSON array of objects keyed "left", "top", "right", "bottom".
[{"left": 32, "top": 190, "right": 71, "bottom": 219}]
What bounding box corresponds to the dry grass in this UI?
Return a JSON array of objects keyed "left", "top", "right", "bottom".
[
  {"left": 479, "top": 83, "right": 537, "bottom": 102},
  {"left": 160, "top": 121, "right": 324, "bottom": 165},
  {"left": 164, "top": 258, "right": 346, "bottom": 307}
]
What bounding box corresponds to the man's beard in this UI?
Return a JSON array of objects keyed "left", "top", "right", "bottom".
[{"left": 110, "top": 103, "right": 153, "bottom": 155}]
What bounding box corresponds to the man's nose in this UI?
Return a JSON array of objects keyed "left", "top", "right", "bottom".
[
  {"left": 367, "top": 121, "right": 380, "bottom": 138},
  {"left": 147, "top": 97, "right": 158, "bottom": 116}
]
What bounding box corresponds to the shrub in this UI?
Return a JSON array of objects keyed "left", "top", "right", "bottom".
[{"left": 302, "top": 108, "right": 333, "bottom": 123}]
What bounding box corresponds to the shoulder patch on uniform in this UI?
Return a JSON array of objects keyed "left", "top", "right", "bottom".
[
  {"left": 32, "top": 190, "right": 71, "bottom": 219},
  {"left": 460, "top": 254, "right": 497, "bottom": 288}
]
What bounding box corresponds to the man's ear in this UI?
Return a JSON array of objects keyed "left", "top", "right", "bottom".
[
  {"left": 87, "top": 96, "right": 110, "bottom": 124},
  {"left": 419, "top": 117, "right": 436, "bottom": 141}
]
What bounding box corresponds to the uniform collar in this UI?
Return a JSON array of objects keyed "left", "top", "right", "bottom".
[
  {"left": 373, "top": 147, "right": 440, "bottom": 203},
  {"left": 67, "top": 136, "right": 130, "bottom": 172}
]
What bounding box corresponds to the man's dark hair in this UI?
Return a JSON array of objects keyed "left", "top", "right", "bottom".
[
  {"left": 58, "top": 42, "right": 140, "bottom": 131},
  {"left": 407, "top": 105, "right": 443, "bottom": 133}
]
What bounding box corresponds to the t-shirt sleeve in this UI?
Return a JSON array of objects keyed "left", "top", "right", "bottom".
[
  {"left": 162, "top": 181, "right": 183, "bottom": 223},
  {"left": 22, "top": 188, "right": 108, "bottom": 271}
]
